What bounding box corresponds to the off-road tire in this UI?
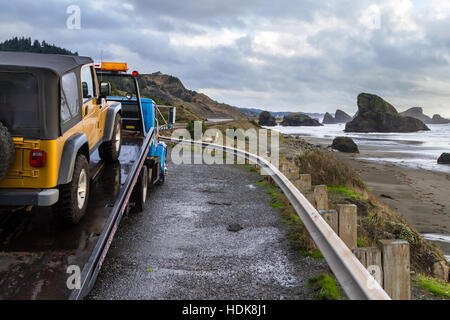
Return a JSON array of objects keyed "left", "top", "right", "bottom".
[
  {"left": 99, "top": 115, "right": 122, "bottom": 162},
  {"left": 0, "top": 122, "right": 15, "bottom": 181},
  {"left": 130, "top": 165, "right": 148, "bottom": 213},
  {"left": 57, "top": 154, "right": 90, "bottom": 225}
]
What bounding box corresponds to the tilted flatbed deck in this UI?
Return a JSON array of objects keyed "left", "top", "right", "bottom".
[{"left": 0, "top": 129, "right": 153, "bottom": 300}]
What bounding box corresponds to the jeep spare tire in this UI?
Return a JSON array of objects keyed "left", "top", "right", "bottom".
[{"left": 0, "top": 122, "right": 15, "bottom": 181}]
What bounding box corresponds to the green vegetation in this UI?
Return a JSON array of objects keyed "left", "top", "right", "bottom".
[
  {"left": 356, "top": 238, "right": 367, "bottom": 248},
  {"left": 291, "top": 148, "right": 445, "bottom": 276},
  {"left": 0, "top": 37, "right": 77, "bottom": 55},
  {"left": 249, "top": 119, "right": 262, "bottom": 128},
  {"left": 327, "top": 185, "right": 366, "bottom": 200},
  {"left": 358, "top": 206, "right": 445, "bottom": 274},
  {"left": 413, "top": 274, "right": 450, "bottom": 298},
  {"left": 253, "top": 179, "right": 322, "bottom": 259},
  {"left": 254, "top": 181, "right": 285, "bottom": 210},
  {"left": 307, "top": 274, "right": 341, "bottom": 300},
  {"left": 295, "top": 150, "right": 365, "bottom": 190},
  {"left": 299, "top": 248, "right": 324, "bottom": 259}
]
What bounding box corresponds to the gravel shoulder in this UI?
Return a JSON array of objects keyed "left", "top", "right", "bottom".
[{"left": 88, "top": 153, "right": 328, "bottom": 300}]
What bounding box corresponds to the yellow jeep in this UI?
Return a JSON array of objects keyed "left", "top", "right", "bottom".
[{"left": 0, "top": 52, "right": 122, "bottom": 224}]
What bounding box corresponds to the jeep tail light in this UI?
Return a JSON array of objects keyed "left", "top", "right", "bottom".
[{"left": 30, "top": 150, "right": 46, "bottom": 167}]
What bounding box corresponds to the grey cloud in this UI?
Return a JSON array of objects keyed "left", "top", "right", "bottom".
[{"left": 2, "top": 0, "right": 450, "bottom": 116}]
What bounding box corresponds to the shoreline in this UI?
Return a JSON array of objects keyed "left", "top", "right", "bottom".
[{"left": 291, "top": 135, "right": 450, "bottom": 259}]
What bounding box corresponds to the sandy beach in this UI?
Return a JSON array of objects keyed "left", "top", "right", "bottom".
[{"left": 295, "top": 136, "right": 450, "bottom": 259}]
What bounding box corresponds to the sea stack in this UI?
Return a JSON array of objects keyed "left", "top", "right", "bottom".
[
  {"left": 334, "top": 109, "right": 352, "bottom": 123},
  {"left": 322, "top": 109, "right": 352, "bottom": 124},
  {"left": 258, "top": 111, "right": 277, "bottom": 126},
  {"left": 400, "top": 107, "right": 450, "bottom": 124},
  {"left": 431, "top": 114, "right": 450, "bottom": 124},
  {"left": 399, "top": 107, "right": 431, "bottom": 123},
  {"left": 345, "top": 93, "right": 430, "bottom": 133},
  {"left": 322, "top": 112, "right": 336, "bottom": 124},
  {"left": 281, "top": 113, "right": 323, "bottom": 126}
]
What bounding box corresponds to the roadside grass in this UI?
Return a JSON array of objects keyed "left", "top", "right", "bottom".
[
  {"left": 254, "top": 181, "right": 285, "bottom": 210},
  {"left": 356, "top": 238, "right": 367, "bottom": 248},
  {"left": 295, "top": 150, "right": 366, "bottom": 190},
  {"left": 325, "top": 173, "right": 446, "bottom": 276},
  {"left": 242, "top": 136, "right": 447, "bottom": 279},
  {"left": 307, "top": 274, "right": 341, "bottom": 300},
  {"left": 413, "top": 274, "right": 450, "bottom": 299},
  {"left": 327, "top": 185, "right": 366, "bottom": 200},
  {"left": 253, "top": 179, "right": 323, "bottom": 259}
]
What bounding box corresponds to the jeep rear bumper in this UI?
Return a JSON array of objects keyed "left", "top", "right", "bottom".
[{"left": 0, "top": 189, "right": 59, "bottom": 206}]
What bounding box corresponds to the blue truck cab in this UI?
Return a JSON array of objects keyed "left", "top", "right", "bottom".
[{"left": 108, "top": 96, "right": 167, "bottom": 178}]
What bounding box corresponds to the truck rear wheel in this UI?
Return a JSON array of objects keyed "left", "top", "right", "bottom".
[
  {"left": 0, "top": 122, "right": 15, "bottom": 181},
  {"left": 99, "top": 115, "right": 122, "bottom": 162},
  {"left": 57, "top": 153, "right": 90, "bottom": 225},
  {"left": 130, "top": 165, "right": 148, "bottom": 213}
]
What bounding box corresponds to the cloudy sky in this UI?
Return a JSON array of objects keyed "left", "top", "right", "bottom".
[{"left": 2, "top": 0, "right": 450, "bottom": 117}]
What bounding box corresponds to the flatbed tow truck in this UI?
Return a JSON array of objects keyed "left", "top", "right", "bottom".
[{"left": 0, "top": 61, "right": 174, "bottom": 300}]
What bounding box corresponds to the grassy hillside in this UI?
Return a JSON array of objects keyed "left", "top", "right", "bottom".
[{"left": 138, "top": 72, "right": 245, "bottom": 120}]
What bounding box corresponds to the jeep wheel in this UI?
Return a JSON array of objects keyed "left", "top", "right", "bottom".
[
  {"left": 130, "top": 165, "right": 148, "bottom": 213},
  {"left": 0, "top": 122, "right": 15, "bottom": 181},
  {"left": 99, "top": 115, "right": 122, "bottom": 162},
  {"left": 57, "top": 154, "right": 90, "bottom": 225}
]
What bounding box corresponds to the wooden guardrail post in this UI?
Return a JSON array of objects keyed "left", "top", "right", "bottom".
[
  {"left": 433, "top": 261, "right": 449, "bottom": 282},
  {"left": 281, "top": 162, "right": 289, "bottom": 175},
  {"left": 378, "top": 239, "right": 411, "bottom": 300},
  {"left": 319, "top": 210, "right": 338, "bottom": 233},
  {"left": 353, "top": 247, "right": 383, "bottom": 286},
  {"left": 337, "top": 204, "right": 357, "bottom": 250},
  {"left": 314, "top": 185, "right": 328, "bottom": 211},
  {"left": 295, "top": 174, "right": 312, "bottom": 192},
  {"left": 288, "top": 167, "right": 298, "bottom": 180}
]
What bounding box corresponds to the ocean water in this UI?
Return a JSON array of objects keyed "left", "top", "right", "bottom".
[
  {"left": 207, "top": 118, "right": 233, "bottom": 123},
  {"left": 269, "top": 123, "right": 450, "bottom": 260},
  {"left": 423, "top": 234, "right": 450, "bottom": 262},
  {"left": 269, "top": 123, "right": 450, "bottom": 173}
]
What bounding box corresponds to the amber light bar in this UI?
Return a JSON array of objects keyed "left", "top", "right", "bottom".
[{"left": 94, "top": 62, "right": 128, "bottom": 72}]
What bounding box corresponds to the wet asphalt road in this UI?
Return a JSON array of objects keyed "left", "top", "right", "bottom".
[{"left": 88, "top": 154, "right": 328, "bottom": 300}]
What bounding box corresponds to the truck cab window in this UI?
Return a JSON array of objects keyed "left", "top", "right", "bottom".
[{"left": 81, "top": 66, "right": 95, "bottom": 103}]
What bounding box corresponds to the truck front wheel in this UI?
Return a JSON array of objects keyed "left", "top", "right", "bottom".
[
  {"left": 99, "top": 115, "right": 122, "bottom": 162},
  {"left": 57, "top": 153, "right": 90, "bottom": 225},
  {"left": 130, "top": 165, "right": 148, "bottom": 213}
]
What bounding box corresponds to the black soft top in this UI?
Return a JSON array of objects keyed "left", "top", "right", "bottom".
[{"left": 0, "top": 51, "right": 92, "bottom": 75}]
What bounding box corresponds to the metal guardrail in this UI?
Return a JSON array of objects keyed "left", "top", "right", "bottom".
[{"left": 160, "top": 137, "right": 391, "bottom": 300}]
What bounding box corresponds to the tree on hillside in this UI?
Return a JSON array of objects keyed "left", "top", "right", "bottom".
[{"left": 0, "top": 37, "right": 78, "bottom": 55}]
